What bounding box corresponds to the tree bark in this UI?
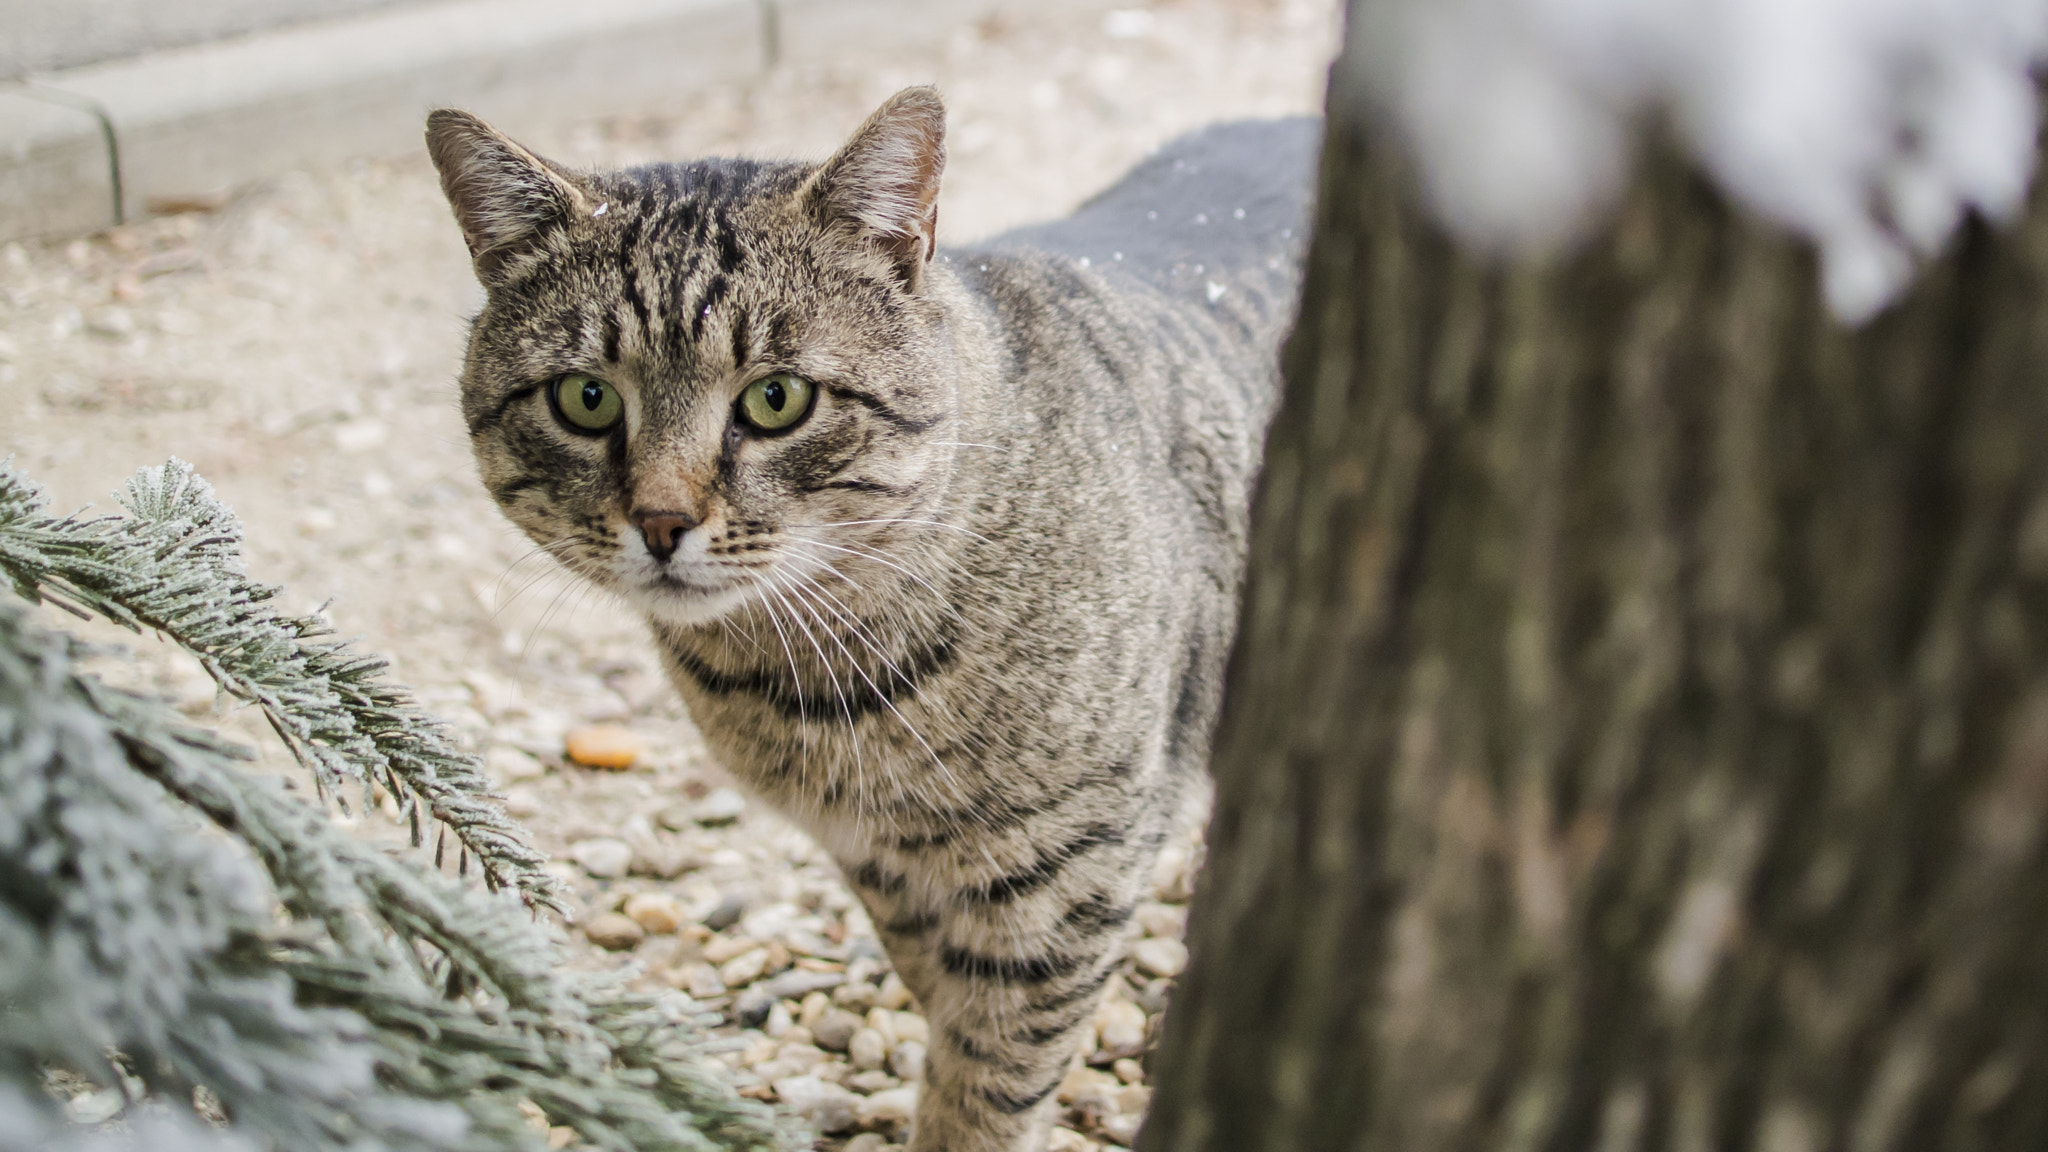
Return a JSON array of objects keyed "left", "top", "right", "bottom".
[{"left": 1140, "top": 35, "right": 2048, "bottom": 1152}]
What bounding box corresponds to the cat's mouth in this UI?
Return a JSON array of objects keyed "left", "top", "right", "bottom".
[{"left": 628, "top": 563, "right": 762, "bottom": 627}]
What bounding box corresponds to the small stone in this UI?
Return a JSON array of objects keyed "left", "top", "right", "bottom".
[
  {"left": 1094, "top": 999, "right": 1148, "bottom": 1058},
  {"left": 764, "top": 1001, "right": 794, "bottom": 1038},
  {"left": 889, "top": 1040, "right": 925, "bottom": 1082},
  {"left": 1057, "top": 1067, "right": 1122, "bottom": 1109},
  {"left": 630, "top": 840, "right": 699, "bottom": 879},
  {"left": 703, "top": 893, "right": 747, "bottom": 931},
  {"left": 813, "top": 1059, "right": 852, "bottom": 1084},
  {"left": 849, "top": 1026, "right": 889, "bottom": 1070},
  {"left": 584, "top": 912, "right": 645, "bottom": 951},
  {"left": 847, "top": 1070, "right": 899, "bottom": 1093},
  {"left": 569, "top": 837, "right": 634, "bottom": 879},
  {"left": 486, "top": 745, "right": 547, "bottom": 781},
  {"left": 1134, "top": 977, "right": 1173, "bottom": 1016},
  {"left": 1133, "top": 902, "right": 1187, "bottom": 939},
  {"left": 720, "top": 947, "right": 771, "bottom": 988},
  {"left": 566, "top": 725, "right": 645, "bottom": 769},
  {"left": 731, "top": 969, "right": 846, "bottom": 1025},
  {"left": 843, "top": 1134, "right": 890, "bottom": 1152},
  {"left": 624, "top": 892, "right": 684, "bottom": 935},
  {"left": 892, "top": 1012, "right": 930, "bottom": 1046},
  {"left": 857, "top": 1086, "right": 918, "bottom": 1128},
  {"left": 1129, "top": 937, "right": 1188, "bottom": 979},
  {"left": 1116, "top": 1084, "right": 1151, "bottom": 1115},
  {"left": 832, "top": 980, "right": 878, "bottom": 1011},
  {"left": 864, "top": 1006, "right": 899, "bottom": 1048},
  {"left": 1047, "top": 1128, "right": 1098, "bottom": 1152},
  {"left": 694, "top": 786, "right": 748, "bottom": 824},
  {"left": 781, "top": 1025, "right": 815, "bottom": 1047},
  {"left": 738, "top": 1035, "right": 780, "bottom": 1067},
  {"left": 799, "top": 991, "right": 832, "bottom": 1028},
  {"left": 813, "top": 1008, "right": 865, "bottom": 1052},
  {"left": 774, "top": 1042, "right": 828, "bottom": 1072},
  {"left": 672, "top": 963, "right": 724, "bottom": 997},
  {"left": 1112, "top": 1058, "right": 1145, "bottom": 1084},
  {"left": 547, "top": 1125, "right": 578, "bottom": 1150},
  {"left": 772, "top": 1075, "right": 858, "bottom": 1133},
  {"left": 1150, "top": 846, "right": 1194, "bottom": 902},
  {"left": 874, "top": 971, "right": 913, "bottom": 1010},
  {"left": 1101, "top": 1113, "right": 1143, "bottom": 1145},
  {"left": 704, "top": 935, "right": 762, "bottom": 964}
]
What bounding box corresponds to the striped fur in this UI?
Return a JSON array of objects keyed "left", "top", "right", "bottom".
[{"left": 429, "top": 89, "right": 1316, "bottom": 1152}]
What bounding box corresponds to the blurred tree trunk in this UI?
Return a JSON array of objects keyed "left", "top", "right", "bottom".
[{"left": 1140, "top": 37, "right": 2048, "bottom": 1152}]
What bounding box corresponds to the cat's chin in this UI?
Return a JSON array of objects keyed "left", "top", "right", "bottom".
[{"left": 632, "top": 579, "right": 759, "bottom": 629}]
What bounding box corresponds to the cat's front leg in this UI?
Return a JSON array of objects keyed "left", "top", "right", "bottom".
[{"left": 850, "top": 858, "right": 1142, "bottom": 1152}]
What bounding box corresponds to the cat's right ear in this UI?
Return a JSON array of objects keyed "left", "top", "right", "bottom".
[
  {"left": 425, "top": 110, "right": 593, "bottom": 283},
  {"left": 806, "top": 86, "right": 947, "bottom": 291}
]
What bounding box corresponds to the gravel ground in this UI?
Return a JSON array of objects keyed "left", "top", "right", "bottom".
[{"left": 0, "top": 2, "right": 1338, "bottom": 1147}]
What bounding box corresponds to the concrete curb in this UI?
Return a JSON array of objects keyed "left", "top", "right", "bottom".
[{"left": 0, "top": 0, "right": 1027, "bottom": 244}]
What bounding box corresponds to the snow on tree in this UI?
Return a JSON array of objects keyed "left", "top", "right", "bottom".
[{"left": 1353, "top": 0, "right": 2048, "bottom": 318}]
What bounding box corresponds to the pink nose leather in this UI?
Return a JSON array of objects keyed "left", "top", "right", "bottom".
[{"left": 633, "top": 510, "right": 699, "bottom": 562}]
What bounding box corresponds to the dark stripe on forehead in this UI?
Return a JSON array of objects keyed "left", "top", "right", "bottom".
[
  {"left": 601, "top": 312, "right": 621, "bottom": 364},
  {"left": 716, "top": 220, "right": 745, "bottom": 275},
  {"left": 765, "top": 311, "right": 796, "bottom": 362},
  {"left": 730, "top": 309, "right": 751, "bottom": 368},
  {"left": 617, "top": 216, "right": 651, "bottom": 339}
]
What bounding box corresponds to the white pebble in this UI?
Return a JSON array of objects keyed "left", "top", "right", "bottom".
[
  {"left": 1094, "top": 999, "right": 1148, "bottom": 1057},
  {"left": 1130, "top": 937, "right": 1188, "bottom": 979},
  {"left": 889, "top": 1040, "right": 925, "bottom": 1082},
  {"left": 694, "top": 786, "right": 748, "bottom": 824},
  {"left": 850, "top": 1027, "right": 889, "bottom": 1071},
  {"left": 772, "top": 1075, "right": 858, "bottom": 1133},
  {"left": 1047, "top": 1128, "right": 1099, "bottom": 1152},
  {"left": 719, "top": 947, "right": 771, "bottom": 988},
  {"left": 858, "top": 1086, "right": 918, "bottom": 1128},
  {"left": 891, "top": 1011, "right": 929, "bottom": 1046},
  {"left": 569, "top": 837, "right": 633, "bottom": 879},
  {"left": 1134, "top": 903, "right": 1187, "bottom": 939}
]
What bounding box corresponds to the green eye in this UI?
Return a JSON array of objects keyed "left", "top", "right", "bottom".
[
  {"left": 737, "top": 373, "right": 815, "bottom": 433},
  {"left": 551, "top": 373, "right": 623, "bottom": 433}
]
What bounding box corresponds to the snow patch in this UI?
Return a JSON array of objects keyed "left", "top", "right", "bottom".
[{"left": 1352, "top": 0, "right": 2048, "bottom": 320}]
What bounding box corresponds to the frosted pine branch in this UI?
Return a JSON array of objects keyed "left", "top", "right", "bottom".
[
  {"left": 0, "top": 457, "right": 795, "bottom": 1151},
  {"left": 0, "top": 457, "right": 559, "bottom": 909}
]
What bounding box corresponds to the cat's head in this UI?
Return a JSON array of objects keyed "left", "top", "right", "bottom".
[{"left": 428, "top": 88, "right": 956, "bottom": 627}]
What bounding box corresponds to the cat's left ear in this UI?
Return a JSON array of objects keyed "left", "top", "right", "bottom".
[
  {"left": 426, "top": 109, "right": 595, "bottom": 283},
  {"left": 806, "top": 86, "right": 946, "bottom": 290}
]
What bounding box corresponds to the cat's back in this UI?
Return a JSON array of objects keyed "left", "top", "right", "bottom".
[{"left": 971, "top": 117, "right": 1320, "bottom": 332}]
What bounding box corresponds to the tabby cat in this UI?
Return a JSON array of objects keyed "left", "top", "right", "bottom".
[{"left": 427, "top": 88, "right": 1315, "bottom": 1152}]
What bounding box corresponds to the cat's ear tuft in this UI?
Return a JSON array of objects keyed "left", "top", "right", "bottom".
[
  {"left": 808, "top": 86, "right": 946, "bottom": 289},
  {"left": 425, "top": 109, "right": 593, "bottom": 282}
]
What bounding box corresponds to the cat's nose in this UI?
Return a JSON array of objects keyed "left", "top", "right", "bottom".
[{"left": 633, "top": 509, "right": 699, "bottom": 564}]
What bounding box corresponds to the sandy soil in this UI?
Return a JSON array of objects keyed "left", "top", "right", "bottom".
[{"left": 0, "top": 2, "right": 1339, "bottom": 1147}]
